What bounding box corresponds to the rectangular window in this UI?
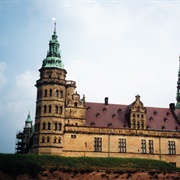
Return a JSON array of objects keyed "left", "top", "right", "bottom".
[
  {"left": 168, "top": 141, "right": 176, "bottom": 154},
  {"left": 94, "top": 137, "right": 102, "bottom": 152},
  {"left": 149, "top": 140, "right": 154, "bottom": 154},
  {"left": 71, "top": 135, "right": 76, "bottom": 138},
  {"left": 141, "top": 139, "right": 146, "bottom": 153},
  {"left": 119, "top": 139, "right": 126, "bottom": 153}
]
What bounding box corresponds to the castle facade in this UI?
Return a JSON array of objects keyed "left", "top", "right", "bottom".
[{"left": 16, "top": 25, "right": 180, "bottom": 167}]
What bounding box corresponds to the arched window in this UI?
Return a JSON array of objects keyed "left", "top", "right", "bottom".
[
  {"left": 50, "top": 89, "right": 52, "bottom": 96},
  {"left": 60, "top": 91, "right": 63, "bottom": 98},
  {"left": 74, "top": 102, "right": 78, "bottom": 107},
  {"left": 43, "top": 122, "right": 46, "bottom": 130},
  {"left": 56, "top": 106, "right": 58, "bottom": 113},
  {"left": 49, "top": 105, "right": 51, "bottom": 113},
  {"left": 58, "top": 137, "right": 61, "bottom": 143},
  {"left": 54, "top": 137, "right": 56, "bottom": 143},
  {"left": 60, "top": 106, "right": 63, "bottom": 114},
  {"left": 54, "top": 123, "right": 57, "bottom": 130},
  {"left": 47, "top": 136, "right": 50, "bottom": 143},
  {"left": 42, "top": 136, "right": 45, "bottom": 143},
  {"left": 39, "top": 105, "right": 41, "bottom": 115},
  {"left": 45, "top": 89, "right": 47, "bottom": 97},
  {"left": 39, "top": 90, "right": 42, "bottom": 98},
  {"left": 59, "top": 123, "right": 62, "bottom": 131},
  {"left": 36, "top": 106, "right": 38, "bottom": 115},
  {"left": 44, "top": 105, "right": 47, "bottom": 113},
  {"left": 37, "top": 123, "right": 40, "bottom": 131},
  {"left": 56, "top": 90, "right": 58, "bottom": 97},
  {"left": 48, "top": 122, "right": 51, "bottom": 130}
]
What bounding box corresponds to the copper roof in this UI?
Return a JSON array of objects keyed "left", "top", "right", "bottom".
[{"left": 85, "top": 102, "right": 180, "bottom": 131}]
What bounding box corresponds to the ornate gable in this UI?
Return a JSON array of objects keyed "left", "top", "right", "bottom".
[{"left": 129, "top": 95, "right": 146, "bottom": 129}]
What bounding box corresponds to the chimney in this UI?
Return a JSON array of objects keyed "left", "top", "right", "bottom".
[
  {"left": 105, "top": 97, "right": 108, "bottom": 105},
  {"left": 169, "top": 103, "right": 175, "bottom": 111}
]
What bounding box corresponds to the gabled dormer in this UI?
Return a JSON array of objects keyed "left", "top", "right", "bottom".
[{"left": 129, "top": 95, "right": 146, "bottom": 129}]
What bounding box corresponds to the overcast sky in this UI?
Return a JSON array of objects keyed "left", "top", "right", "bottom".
[{"left": 0, "top": 0, "right": 180, "bottom": 153}]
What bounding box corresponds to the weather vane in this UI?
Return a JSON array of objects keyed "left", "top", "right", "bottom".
[{"left": 52, "top": 17, "right": 56, "bottom": 33}]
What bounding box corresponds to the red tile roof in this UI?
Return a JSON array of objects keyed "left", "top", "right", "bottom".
[{"left": 85, "top": 102, "right": 180, "bottom": 131}]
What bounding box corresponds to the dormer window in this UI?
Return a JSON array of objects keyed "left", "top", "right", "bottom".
[
  {"left": 153, "top": 111, "right": 157, "bottom": 115},
  {"left": 96, "top": 113, "right": 100, "bottom": 117},
  {"left": 108, "top": 123, "right": 112, "bottom": 127},
  {"left": 112, "top": 114, "right": 116, "bottom": 118},
  {"left": 146, "top": 125, "right": 150, "bottom": 130},
  {"left": 86, "top": 106, "right": 91, "bottom": 110},
  {"left": 166, "top": 112, "right": 170, "bottom": 116},
  {"left": 103, "top": 107, "right": 107, "bottom": 112},
  {"left": 118, "top": 108, "right": 122, "bottom": 113},
  {"left": 91, "top": 122, "right": 95, "bottom": 127},
  {"left": 176, "top": 126, "right": 179, "bottom": 130},
  {"left": 164, "top": 117, "right": 168, "bottom": 122},
  {"left": 162, "top": 125, "right": 166, "bottom": 130},
  {"left": 149, "top": 117, "right": 153, "bottom": 121}
]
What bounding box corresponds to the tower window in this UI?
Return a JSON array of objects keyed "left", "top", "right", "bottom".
[
  {"left": 48, "top": 122, "right": 51, "bottom": 130},
  {"left": 59, "top": 123, "right": 62, "bottom": 131},
  {"left": 50, "top": 89, "right": 52, "bottom": 96},
  {"left": 56, "top": 106, "right": 58, "bottom": 113},
  {"left": 60, "top": 91, "right": 63, "bottom": 98},
  {"left": 60, "top": 106, "right": 63, "bottom": 114},
  {"left": 47, "top": 136, "right": 50, "bottom": 143},
  {"left": 49, "top": 105, "right": 52, "bottom": 113},
  {"left": 44, "top": 105, "right": 47, "bottom": 113},
  {"left": 56, "top": 90, "right": 58, "bottom": 97},
  {"left": 42, "top": 136, "right": 45, "bottom": 143},
  {"left": 54, "top": 137, "right": 57, "bottom": 143},
  {"left": 58, "top": 137, "right": 61, "bottom": 143},
  {"left": 43, "top": 122, "right": 46, "bottom": 130},
  {"left": 54, "top": 123, "right": 57, "bottom": 130},
  {"left": 45, "top": 89, "right": 47, "bottom": 97}
]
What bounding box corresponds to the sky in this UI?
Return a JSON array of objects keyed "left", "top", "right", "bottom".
[{"left": 0, "top": 0, "right": 180, "bottom": 153}]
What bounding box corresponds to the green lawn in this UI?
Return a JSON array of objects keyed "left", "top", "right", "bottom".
[{"left": 0, "top": 154, "right": 179, "bottom": 177}]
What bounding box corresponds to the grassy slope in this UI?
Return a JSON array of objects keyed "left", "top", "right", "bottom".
[{"left": 0, "top": 154, "right": 179, "bottom": 177}]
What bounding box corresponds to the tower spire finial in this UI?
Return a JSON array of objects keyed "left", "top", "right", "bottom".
[{"left": 52, "top": 17, "right": 56, "bottom": 33}]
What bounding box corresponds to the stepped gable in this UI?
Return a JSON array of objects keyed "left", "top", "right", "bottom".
[{"left": 85, "top": 102, "right": 180, "bottom": 131}]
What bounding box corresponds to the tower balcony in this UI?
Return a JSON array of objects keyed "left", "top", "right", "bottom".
[
  {"left": 66, "top": 80, "right": 76, "bottom": 87},
  {"left": 36, "top": 78, "right": 66, "bottom": 86}
]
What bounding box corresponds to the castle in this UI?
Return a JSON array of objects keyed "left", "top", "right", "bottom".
[{"left": 16, "top": 23, "right": 180, "bottom": 167}]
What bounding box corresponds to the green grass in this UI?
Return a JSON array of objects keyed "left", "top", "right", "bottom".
[{"left": 0, "top": 154, "right": 179, "bottom": 177}]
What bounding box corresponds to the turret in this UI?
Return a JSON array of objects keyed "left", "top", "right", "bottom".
[{"left": 176, "top": 56, "right": 180, "bottom": 109}]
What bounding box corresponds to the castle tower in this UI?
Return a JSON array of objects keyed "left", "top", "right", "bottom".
[
  {"left": 176, "top": 56, "right": 180, "bottom": 109},
  {"left": 32, "top": 22, "right": 85, "bottom": 154},
  {"left": 16, "top": 112, "right": 33, "bottom": 154}
]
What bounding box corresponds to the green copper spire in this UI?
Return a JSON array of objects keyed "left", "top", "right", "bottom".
[
  {"left": 42, "top": 20, "right": 64, "bottom": 69},
  {"left": 25, "top": 112, "right": 32, "bottom": 123},
  {"left": 176, "top": 56, "right": 180, "bottom": 109}
]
